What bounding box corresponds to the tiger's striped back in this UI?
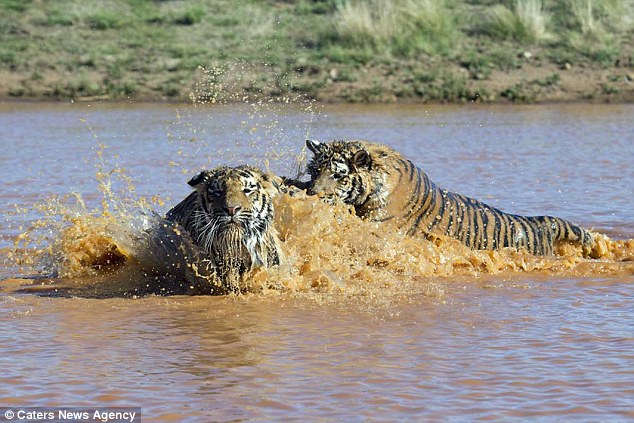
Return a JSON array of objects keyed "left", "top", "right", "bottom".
[
  {"left": 304, "top": 139, "right": 594, "bottom": 256},
  {"left": 387, "top": 157, "right": 593, "bottom": 255}
]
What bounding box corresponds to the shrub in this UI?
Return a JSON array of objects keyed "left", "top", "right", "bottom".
[
  {"left": 559, "top": 0, "right": 632, "bottom": 62},
  {"left": 332, "top": 0, "right": 460, "bottom": 56},
  {"left": 567, "top": 0, "right": 633, "bottom": 35},
  {"left": 483, "top": 0, "right": 552, "bottom": 44}
]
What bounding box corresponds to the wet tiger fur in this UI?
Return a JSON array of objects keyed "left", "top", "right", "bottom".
[
  {"left": 165, "top": 165, "right": 283, "bottom": 287},
  {"left": 302, "top": 139, "right": 594, "bottom": 256}
]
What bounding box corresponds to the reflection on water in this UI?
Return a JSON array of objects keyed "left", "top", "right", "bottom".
[{"left": 1, "top": 102, "right": 633, "bottom": 420}]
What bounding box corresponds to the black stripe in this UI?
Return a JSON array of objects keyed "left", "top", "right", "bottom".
[
  {"left": 444, "top": 194, "right": 457, "bottom": 237},
  {"left": 426, "top": 189, "right": 446, "bottom": 233},
  {"left": 374, "top": 215, "right": 395, "bottom": 222},
  {"left": 260, "top": 193, "right": 269, "bottom": 213},
  {"left": 236, "top": 169, "right": 254, "bottom": 179},
  {"left": 479, "top": 207, "right": 490, "bottom": 250},
  {"left": 406, "top": 159, "right": 415, "bottom": 183},
  {"left": 513, "top": 216, "right": 532, "bottom": 253},
  {"left": 406, "top": 174, "right": 435, "bottom": 235},
  {"left": 403, "top": 165, "right": 423, "bottom": 216},
  {"left": 569, "top": 222, "right": 582, "bottom": 241},
  {"left": 500, "top": 213, "right": 512, "bottom": 248},
  {"left": 490, "top": 209, "right": 502, "bottom": 250},
  {"left": 392, "top": 163, "right": 404, "bottom": 178},
  {"left": 456, "top": 195, "right": 468, "bottom": 244},
  {"left": 464, "top": 205, "right": 473, "bottom": 248}
]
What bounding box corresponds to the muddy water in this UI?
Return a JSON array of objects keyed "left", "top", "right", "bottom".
[{"left": 1, "top": 102, "right": 633, "bottom": 421}]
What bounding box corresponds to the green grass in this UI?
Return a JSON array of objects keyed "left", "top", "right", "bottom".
[
  {"left": 0, "top": 0, "right": 632, "bottom": 102},
  {"left": 330, "top": 0, "right": 460, "bottom": 56},
  {"left": 481, "top": 0, "right": 552, "bottom": 44},
  {"left": 559, "top": 0, "right": 633, "bottom": 62}
]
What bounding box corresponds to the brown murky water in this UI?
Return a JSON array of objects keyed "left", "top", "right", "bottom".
[{"left": 1, "top": 102, "right": 633, "bottom": 421}]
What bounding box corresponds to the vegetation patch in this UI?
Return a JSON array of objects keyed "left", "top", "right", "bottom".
[{"left": 0, "top": 0, "right": 632, "bottom": 103}]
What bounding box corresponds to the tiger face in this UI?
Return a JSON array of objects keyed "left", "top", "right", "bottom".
[
  {"left": 305, "top": 139, "right": 374, "bottom": 206},
  {"left": 188, "top": 166, "right": 279, "bottom": 248}
]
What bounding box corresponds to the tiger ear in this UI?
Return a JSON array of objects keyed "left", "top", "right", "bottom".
[
  {"left": 187, "top": 171, "right": 208, "bottom": 188},
  {"left": 306, "top": 139, "right": 327, "bottom": 155},
  {"left": 351, "top": 149, "right": 372, "bottom": 170}
]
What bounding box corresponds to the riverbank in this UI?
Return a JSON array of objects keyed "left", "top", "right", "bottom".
[{"left": 1, "top": 0, "right": 633, "bottom": 104}]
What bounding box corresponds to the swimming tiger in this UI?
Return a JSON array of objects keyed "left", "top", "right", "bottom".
[
  {"left": 165, "top": 165, "right": 283, "bottom": 289},
  {"left": 301, "top": 139, "right": 594, "bottom": 256}
]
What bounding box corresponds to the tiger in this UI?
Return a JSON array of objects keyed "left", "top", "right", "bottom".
[
  {"left": 165, "top": 165, "right": 283, "bottom": 289},
  {"left": 301, "top": 139, "right": 595, "bottom": 256}
]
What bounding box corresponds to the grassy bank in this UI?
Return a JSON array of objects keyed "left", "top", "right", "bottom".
[{"left": 1, "top": 0, "right": 633, "bottom": 103}]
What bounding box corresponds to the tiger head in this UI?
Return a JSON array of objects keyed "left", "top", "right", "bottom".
[
  {"left": 185, "top": 165, "right": 283, "bottom": 274},
  {"left": 305, "top": 139, "right": 386, "bottom": 207},
  {"left": 188, "top": 165, "right": 279, "bottom": 239}
]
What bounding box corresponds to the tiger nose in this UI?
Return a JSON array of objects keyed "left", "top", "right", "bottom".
[{"left": 224, "top": 205, "right": 242, "bottom": 216}]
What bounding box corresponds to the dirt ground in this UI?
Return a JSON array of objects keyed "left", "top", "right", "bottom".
[{"left": 1, "top": 61, "right": 633, "bottom": 104}]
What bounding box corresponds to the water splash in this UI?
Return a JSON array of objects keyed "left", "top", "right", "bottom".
[
  {"left": 166, "top": 63, "right": 319, "bottom": 179},
  {"left": 3, "top": 67, "right": 633, "bottom": 302}
]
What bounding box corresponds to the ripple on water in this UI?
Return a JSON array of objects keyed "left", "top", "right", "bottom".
[{"left": 1, "top": 103, "right": 633, "bottom": 421}]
